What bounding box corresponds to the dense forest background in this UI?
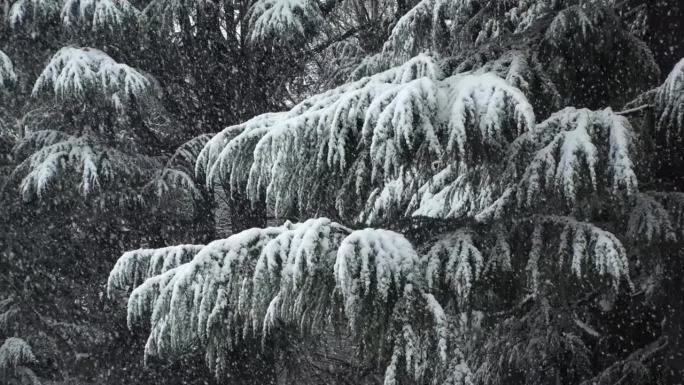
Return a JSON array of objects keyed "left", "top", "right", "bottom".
[{"left": 1, "top": 0, "right": 684, "bottom": 384}]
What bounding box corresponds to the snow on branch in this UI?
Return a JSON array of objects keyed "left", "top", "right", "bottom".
[
  {"left": 654, "top": 58, "right": 684, "bottom": 143},
  {"left": 360, "top": 170, "right": 417, "bottom": 224},
  {"left": 33, "top": 47, "right": 156, "bottom": 112},
  {"left": 0, "top": 337, "right": 36, "bottom": 372},
  {"left": 193, "top": 54, "right": 642, "bottom": 227},
  {"left": 475, "top": 300, "right": 592, "bottom": 385},
  {"left": 544, "top": 4, "right": 605, "bottom": 47},
  {"left": 353, "top": 0, "right": 621, "bottom": 78},
  {"left": 351, "top": 0, "right": 449, "bottom": 75},
  {"left": 248, "top": 0, "right": 322, "bottom": 44},
  {"left": 169, "top": 134, "right": 213, "bottom": 173},
  {"left": 12, "top": 130, "right": 71, "bottom": 158},
  {"left": 0, "top": 51, "right": 17, "bottom": 90},
  {"left": 526, "top": 215, "right": 630, "bottom": 296},
  {"left": 125, "top": 267, "right": 178, "bottom": 330},
  {"left": 16, "top": 134, "right": 98, "bottom": 199},
  {"left": 150, "top": 168, "right": 200, "bottom": 198},
  {"left": 410, "top": 163, "right": 510, "bottom": 220},
  {"left": 107, "top": 244, "right": 205, "bottom": 298},
  {"left": 197, "top": 56, "right": 442, "bottom": 216},
  {"left": 629, "top": 191, "right": 684, "bottom": 243},
  {"left": 444, "top": 73, "right": 534, "bottom": 161},
  {"left": 252, "top": 218, "right": 350, "bottom": 338},
  {"left": 61, "top": 0, "right": 141, "bottom": 33},
  {"left": 424, "top": 230, "right": 483, "bottom": 307},
  {"left": 16, "top": 134, "right": 160, "bottom": 200},
  {"left": 198, "top": 113, "right": 288, "bottom": 189},
  {"left": 351, "top": 0, "right": 486, "bottom": 76},
  {"left": 126, "top": 224, "right": 288, "bottom": 374},
  {"left": 111, "top": 212, "right": 640, "bottom": 384},
  {"left": 335, "top": 228, "right": 421, "bottom": 331},
  {"left": 517, "top": 107, "right": 637, "bottom": 208},
  {"left": 115, "top": 219, "right": 472, "bottom": 383},
  {"left": 334, "top": 228, "right": 465, "bottom": 385},
  {"left": 12, "top": 48, "right": 164, "bottom": 201},
  {"left": 454, "top": 50, "right": 563, "bottom": 113},
  {"left": 626, "top": 193, "right": 677, "bottom": 244},
  {"left": 196, "top": 55, "right": 538, "bottom": 224}
]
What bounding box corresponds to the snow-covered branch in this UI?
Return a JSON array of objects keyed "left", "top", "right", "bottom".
[
  {"left": 0, "top": 51, "right": 17, "bottom": 90},
  {"left": 33, "top": 47, "right": 156, "bottom": 113}
]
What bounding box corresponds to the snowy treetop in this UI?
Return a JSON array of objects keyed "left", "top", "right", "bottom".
[
  {"left": 248, "top": 0, "right": 322, "bottom": 44},
  {"left": 8, "top": 0, "right": 140, "bottom": 33},
  {"left": 8, "top": 0, "right": 61, "bottom": 29},
  {"left": 32, "top": 47, "right": 155, "bottom": 113},
  {"left": 60, "top": 0, "right": 140, "bottom": 33},
  {"left": 11, "top": 50, "right": 164, "bottom": 202}
]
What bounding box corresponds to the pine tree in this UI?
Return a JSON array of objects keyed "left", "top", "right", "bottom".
[
  {"left": 1, "top": 5, "right": 208, "bottom": 384},
  {"left": 107, "top": 1, "right": 684, "bottom": 383},
  {"left": 0, "top": 0, "right": 679, "bottom": 384},
  {"left": 7, "top": 46, "right": 162, "bottom": 201},
  {"left": 0, "top": 337, "right": 40, "bottom": 385}
]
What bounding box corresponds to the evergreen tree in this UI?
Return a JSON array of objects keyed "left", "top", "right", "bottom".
[
  {"left": 0, "top": 0, "right": 681, "bottom": 384},
  {"left": 0, "top": 337, "right": 39, "bottom": 385},
  {"left": 108, "top": 1, "right": 684, "bottom": 384}
]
